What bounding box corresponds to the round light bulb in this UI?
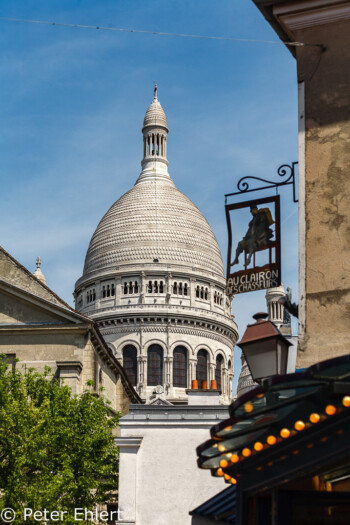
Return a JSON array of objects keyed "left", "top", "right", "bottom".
[
  {"left": 217, "top": 468, "right": 224, "bottom": 477},
  {"left": 254, "top": 442, "right": 264, "bottom": 452},
  {"left": 280, "top": 428, "right": 290, "bottom": 439},
  {"left": 230, "top": 477, "right": 237, "bottom": 484},
  {"left": 342, "top": 396, "right": 350, "bottom": 408},
  {"left": 294, "top": 420, "right": 305, "bottom": 431},
  {"left": 242, "top": 448, "right": 251, "bottom": 457},
  {"left": 267, "top": 435, "right": 277, "bottom": 446},
  {"left": 309, "top": 413, "right": 320, "bottom": 424},
  {"left": 231, "top": 454, "right": 239, "bottom": 464},
  {"left": 224, "top": 473, "right": 231, "bottom": 481},
  {"left": 218, "top": 444, "right": 226, "bottom": 452},
  {"left": 325, "top": 405, "right": 336, "bottom": 416},
  {"left": 220, "top": 459, "right": 228, "bottom": 468},
  {"left": 244, "top": 402, "right": 254, "bottom": 413}
]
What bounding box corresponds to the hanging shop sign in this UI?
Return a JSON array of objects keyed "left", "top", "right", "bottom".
[{"left": 225, "top": 195, "right": 281, "bottom": 296}]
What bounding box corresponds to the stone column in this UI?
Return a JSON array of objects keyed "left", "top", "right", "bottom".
[
  {"left": 190, "top": 277, "right": 196, "bottom": 307},
  {"left": 140, "top": 272, "right": 145, "bottom": 304},
  {"left": 210, "top": 363, "right": 216, "bottom": 382},
  {"left": 189, "top": 358, "right": 197, "bottom": 385}
]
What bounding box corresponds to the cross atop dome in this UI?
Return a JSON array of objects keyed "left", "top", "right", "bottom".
[{"left": 154, "top": 83, "right": 158, "bottom": 99}]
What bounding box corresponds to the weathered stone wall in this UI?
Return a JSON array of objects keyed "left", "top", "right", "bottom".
[{"left": 294, "top": 18, "right": 350, "bottom": 367}]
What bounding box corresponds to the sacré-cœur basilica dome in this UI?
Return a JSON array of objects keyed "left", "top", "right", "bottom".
[{"left": 74, "top": 87, "right": 238, "bottom": 404}]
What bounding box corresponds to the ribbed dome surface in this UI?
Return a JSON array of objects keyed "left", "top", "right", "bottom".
[
  {"left": 83, "top": 177, "right": 224, "bottom": 277},
  {"left": 143, "top": 98, "right": 168, "bottom": 130}
]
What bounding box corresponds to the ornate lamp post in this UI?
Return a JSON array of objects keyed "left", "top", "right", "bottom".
[{"left": 237, "top": 312, "right": 292, "bottom": 383}]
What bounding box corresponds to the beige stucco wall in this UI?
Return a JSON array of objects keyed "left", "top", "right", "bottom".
[{"left": 294, "top": 18, "right": 350, "bottom": 367}]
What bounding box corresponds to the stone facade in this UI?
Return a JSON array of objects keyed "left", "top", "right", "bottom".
[
  {"left": 74, "top": 88, "right": 238, "bottom": 404},
  {"left": 0, "top": 246, "right": 141, "bottom": 414},
  {"left": 252, "top": 0, "right": 350, "bottom": 367}
]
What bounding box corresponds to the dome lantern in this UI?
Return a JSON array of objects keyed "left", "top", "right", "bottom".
[{"left": 140, "top": 85, "right": 169, "bottom": 178}]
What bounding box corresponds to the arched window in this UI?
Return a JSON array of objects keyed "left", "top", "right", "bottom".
[
  {"left": 134, "top": 281, "right": 139, "bottom": 293},
  {"left": 215, "top": 355, "right": 224, "bottom": 391},
  {"left": 173, "top": 282, "right": 178, "bottom": 294},
  {"left": 123, "top": 345, "right": 138, "bottom": 386},
  {"left": 111, "top": 284, "right": 115, "bottom": 296},
  {"left": 123, "top": 282, "right": 128, "bottom": 294},
  {"left": 184, "top": 283, "right": 188, "bottom": 296},
  {"left": 102, "top": 286, "right": 106, "bottom": 298},
  {"left": 196, "top": 286, "right": 200, "bottom": 298},
  {"left": 147, "top": 345, "right": 163, "bottom": 386},
  {"left": 196, "top": 350, "right": 208, "bottom": 384},
  {"left": 159, "top": 281, "right": 164, "bottom": 293},
  {"left": 173, "top": 346, "right": 187, "bottom": 388}
]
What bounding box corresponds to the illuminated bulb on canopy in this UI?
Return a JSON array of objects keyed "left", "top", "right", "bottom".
[
  {"left": 342, "top": 396, "right": 350, "bottom": 407},
  {"left": 325, "top": 405, "right": 336, "bottom": 416},
  {"left": 267, "top": 435, "right": 277, "bottom": 445},
  {"left": 309, "top": 413, "right": 320, "bottom": 424},
  {"left": 231, "top": 454, "right": 239, "bottom": 463},
  {"left": 230, "top": 477, "right": 237, "bottom": 484},
  {"left": 244, "top": 402, "right": 254, "bottom": 413},
  {"left": 224, "top": 473, "right": 231, "bottom": 481},
  {"left": 217, "top": 468, "right": 224, "bottom": 477},
  {"left": 220, "top": 459, "right": 228, "bottom": 468},
  {"left": 218, "top": 444, "right": 226, "bottom": 452},
  {"left": 242, "top": 448, "right": 251, "bottom": 457},
  {"left": 280, "top": 428, "right": 290, "bottom": 439},
  {"left": 294, "top": 420, "right": 305, "bottom": 431},
  {"left": 254, "top": 442, "right": 264, "bottom": 451}
]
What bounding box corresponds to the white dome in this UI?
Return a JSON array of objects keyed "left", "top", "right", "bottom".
[
  {"left": 75, "top": 89, "right": 237, "bottom": 405},
  {"left": 82, "top": 175, "right": 224, "bottom": 278}
]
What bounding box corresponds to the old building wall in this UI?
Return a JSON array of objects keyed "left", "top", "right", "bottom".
[{"left": 293, "top": 18, "right": 350, "bottom": 367}]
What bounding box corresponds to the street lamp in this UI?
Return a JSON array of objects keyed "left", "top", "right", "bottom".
[{"left": 237, "top": 312, "right": 292, "bottom": 383}]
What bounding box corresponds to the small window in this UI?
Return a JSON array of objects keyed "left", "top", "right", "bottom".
[
  {"left": 204, "top": 288, "right": 208, "bottom": 300},
  {"left": 215, "top": 355, "right": 224, "bottom": 391},
  {"left": 106, "top": 285, "right": 110, "bottom": 297},
  {"left": 123, "top": 345, "right": 138, "bottom": 386},
  {"left": 173, "top": 282, "right": 178, "bottom": 294},
  {"left": 200, "top": 287, "right": 204, "bottom": 299},
  {"left": 135, "top": 281, "right": 139, "bottom": 293},
  {"left": 147, "top": 345, "right": 163, "bottom": 386},
  {"left": 159, "top": 281, "right": 164, "bottom": 293},
  {"left": 196, "top": 350, "right": 208, "bottom": 384},
  {"left": 179, "top": 282, "right": 183, "bottom": 295},
  {"left": 123, "top": 282, "right": 128, "bottom": 294},
  {"left": 173, "top": 346, "right": 187, "bottom": 388},
  {"left": 184, "top": 283, "right": 188, "bottom": 296},
  {"left": 111, "top": 284, "right": 115, "bottom": 296},
  {"left": 196, "top": 286, "right": 199, "bottom": 298},
  {"left": 148, "top": 281, "right": 152, "bottom": 293},
  {"left": 154, "top": 281, "right": 158, "bottom": 293}
]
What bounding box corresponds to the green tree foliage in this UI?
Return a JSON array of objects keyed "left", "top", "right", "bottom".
[{"left": 0, "top": 357, "right": 120, "bottom": 523}]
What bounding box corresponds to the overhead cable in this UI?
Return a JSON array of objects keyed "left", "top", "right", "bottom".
[{"left": 0, "top": 17, "right": 324, "bottom": 48}]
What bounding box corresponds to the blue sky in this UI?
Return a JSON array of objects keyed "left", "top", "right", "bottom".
[{"left": 0, "top": 1, "right": 298, "bottom": 393}]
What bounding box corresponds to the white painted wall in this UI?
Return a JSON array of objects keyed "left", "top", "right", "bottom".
[{"left": 116, "top": 406, "right": 228, "bottom": 525}]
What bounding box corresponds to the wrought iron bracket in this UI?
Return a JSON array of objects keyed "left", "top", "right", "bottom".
[{"left": 225, "top": 162, "right": 298, "bottom": 204}]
